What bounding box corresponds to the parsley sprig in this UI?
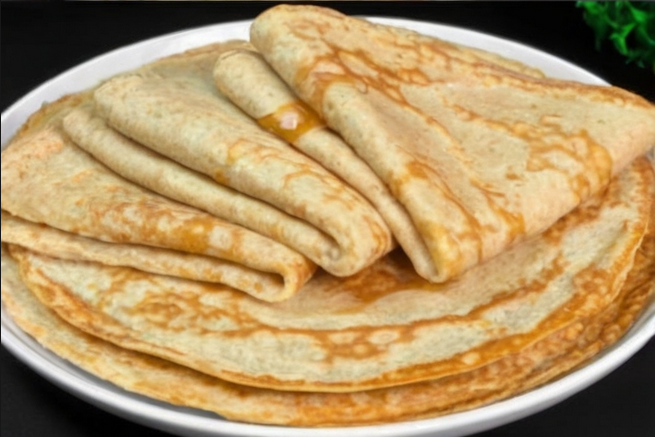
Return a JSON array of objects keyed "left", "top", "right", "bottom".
[{"left": 578, "top": 1, "right": 655, "bottom": 71}]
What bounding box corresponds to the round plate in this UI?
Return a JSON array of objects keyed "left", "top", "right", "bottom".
[{"left": 2, "top": 17, "right": 655, "bottom": 437}]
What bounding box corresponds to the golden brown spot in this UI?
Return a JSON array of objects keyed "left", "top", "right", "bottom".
[
  {"left": 461, "top": 351, "right": 481, "bottom": 365},
  {"left": 525, "top": 129, "right": 613, "bottom": 202},
  {"left": 505, "top": 172, "right": 522, "bottom": 181},
  {"left": 257, "top": 100, "right": 325, "bottom": 144},
  {"left": 83, "top": 198, "right": 218, "bottom": 257},
  {"left": 476, "top": 185, "right": 526, "bottom": 244}
]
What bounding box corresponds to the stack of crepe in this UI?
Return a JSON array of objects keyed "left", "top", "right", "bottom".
[{"left": 2, "top": 5, "right": 654, "bottom": 427}]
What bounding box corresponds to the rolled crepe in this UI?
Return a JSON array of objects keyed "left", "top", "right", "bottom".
[
  {"left": 250, "top": 5, "right": 655, "bottom": 282},
  {"left": 0, "top": 125, "right": 315, "bottom": 302},
  {"left": 213, "top": 49, "right": 439, "bottom": 282},
  {"left": 93, "top": 70, "right": 394, "bottom": 277}
]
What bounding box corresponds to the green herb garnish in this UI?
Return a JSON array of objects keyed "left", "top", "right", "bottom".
[{"left": 577, "top": 1, "right": 655, "bottom": 71}]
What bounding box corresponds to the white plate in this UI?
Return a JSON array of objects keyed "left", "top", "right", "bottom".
[{"left": 2, "top": 17, "right": 654, "bottom": 437}]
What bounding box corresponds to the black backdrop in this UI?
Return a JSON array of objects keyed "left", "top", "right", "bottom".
[{"left": 2, "top": 2, "right": 654, "bottom": 437}]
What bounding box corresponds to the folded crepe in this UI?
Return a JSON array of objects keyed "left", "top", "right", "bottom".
[
  {"left": 1, "top": 211, "right": 309, "bottom": 299},
  {"left": 213, "top": 49, "right": 439, "bottom": 281},
  {"left": 0, "top": 112, "right": 314, "bottom": 302},
  {"left": 63, "top": 105, "right": 334, "bottom": 266},
  {"left": 250, "top": 5, "right": 655, "bottom": 282},
  {"left": 7, "top": 155, "right": 652, "bottom": 392},
  {"left": 92, "top": 52, "right": 394, "bottom": 277}
]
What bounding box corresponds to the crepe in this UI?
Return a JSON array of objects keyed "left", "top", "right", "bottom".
[
  {"left": 92, "top": 56, "right": 394, "bottom": 277},
  {"left": 250, "top": 5, "right": 655, "bottom": 282},
  {"left": 0, "top": 110, "right": 314, "bottom": 302},
  {"left": 1, "top": 210, "right": 306, "bottom": 299},
  {"left": 2, "top": 6, "right": 655, "bottom": 428},
  {"left": 213, "top": 48, "right": 439, "bottom": 281},
  {"left": 2, "top": 160, "right": 654, "bottom": 424},
  {"left": 2, "top": 230, "right": 653, "bottom": 427},
  {"left": 7, "top": 155, "right": 653, "bottom": 392},
  {"left": 64, "top": 105, "right": 335, "bottom": 266}
]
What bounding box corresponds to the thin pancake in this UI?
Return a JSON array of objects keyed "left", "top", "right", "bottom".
[
  {"left": 62, "top": 43, "right": 338, "bottom": 285},
  {"left": 8, "top": 157, "right": 653, "bottom": 392},
  {"left": 250, "top": 5, "right": 655, "bottom": 281},
  {"left": 0, "top": 109, "right": 314, "bottom": 302},
  {"left": 93, "top": 63, "right": 394, "bottom": 277},
  {"left": 64, "top": 105, "right": 335, "bottom": 267},
  {"left": 1, "top": 210, "right": 297, "bottom": 297},
  {"left": 213, "top": 49, "right": 437, "bottom": 281},
  {"left": 2, "top": 206, "right": 653, "bottom": 425}
]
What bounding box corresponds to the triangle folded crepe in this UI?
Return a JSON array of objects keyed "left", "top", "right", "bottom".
[
  {"left": 213, "top": 48, "right": 439, "bottom": 282},
  {"left": 91, "top": 44, "right": 394, "bottom": 277},
  {"left": 0, "top": 93, "right": 315, "bottom": 302},
  {"left": 0, "top": 127, "right": 314, "bottom": 301},
  {"left": 63, "top": 104, "right": 333, "bottom": 273},
  {"left": 62, "top": 43, "right": 343, "bottom": 276},
  {"left": 250, "top": 5, "right": 655, "bottom": 282}
]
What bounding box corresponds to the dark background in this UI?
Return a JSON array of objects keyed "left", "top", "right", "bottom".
[{"left": 2, "top": 2, "right": 654, "bottom": 437}]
